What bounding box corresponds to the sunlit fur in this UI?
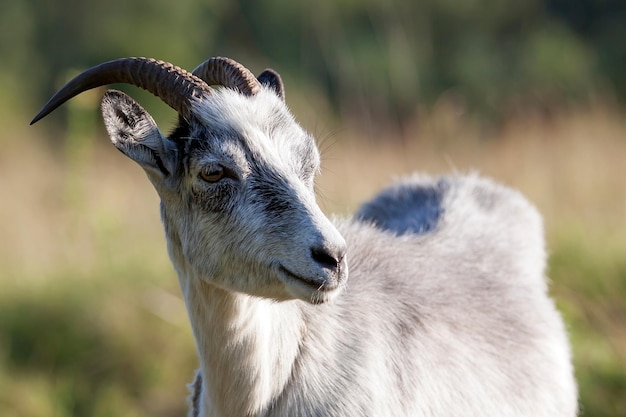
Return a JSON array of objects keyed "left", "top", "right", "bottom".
[{"left": 100, "top": 84, "right": 578, "bottom": 417}]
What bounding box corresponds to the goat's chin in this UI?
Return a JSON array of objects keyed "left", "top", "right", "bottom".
[
  {"left": 288, "top": 286, "right": 343, "bottom": 304},
  {"left": 281, "top": 278, "right": 345, "bottom": 305}
]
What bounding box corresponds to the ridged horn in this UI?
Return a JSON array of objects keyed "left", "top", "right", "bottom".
[
  {"left": 30, "top": 57, "right": 212, "bottom": 125},
  {"left": 192, "top": 57, "right": 261, "bottom": 96}
]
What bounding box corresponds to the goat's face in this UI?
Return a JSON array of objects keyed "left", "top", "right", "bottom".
[{"left": 101, "top": 87, "right": 347, "bottom": 304}]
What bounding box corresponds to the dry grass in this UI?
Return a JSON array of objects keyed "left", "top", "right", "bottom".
[{"left": 318, "top": 104, "right": 626, "bottom": 242}]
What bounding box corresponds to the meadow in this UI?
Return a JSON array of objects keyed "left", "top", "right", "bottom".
[{"left": 0, "top": 97, "right": 625, "bottom": 416}]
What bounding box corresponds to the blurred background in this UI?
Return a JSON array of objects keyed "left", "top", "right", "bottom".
[{"left": 0, "top": 0, "right": 625, "bottom": 416}]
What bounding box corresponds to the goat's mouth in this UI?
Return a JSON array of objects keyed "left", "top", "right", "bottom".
[{"left": 278, "top": 265, "right": 343, "bottom": 303}]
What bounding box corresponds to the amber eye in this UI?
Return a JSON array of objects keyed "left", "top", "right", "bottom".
[{"left": 199, "top": 165, "right": 225, "bottom": 183}]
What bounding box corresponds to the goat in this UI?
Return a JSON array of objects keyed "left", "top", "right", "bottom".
[{"left": 31, "top": 56, "right": 578, "bottom": 417}]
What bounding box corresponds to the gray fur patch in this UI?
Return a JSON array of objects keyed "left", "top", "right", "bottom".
[
  {"left": 188, "top": 370, "right": 203, "bottom": 417},
  {"left": 355, "top": 178, "right": 449, "bottom": 236}
]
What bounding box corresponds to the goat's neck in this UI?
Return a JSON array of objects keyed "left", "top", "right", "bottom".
[{"left": 178, "top": 272, "right": 305, "bottom": 417}]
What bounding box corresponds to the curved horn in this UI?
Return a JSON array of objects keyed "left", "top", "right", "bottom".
[
  {"left": 31, "top": 57, "right": 212, "bottom": 125},
  {"left": 192, "top": 57, "right": 261, "bottom": 96}
]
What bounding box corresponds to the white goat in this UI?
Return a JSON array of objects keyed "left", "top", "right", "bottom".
[{"left": 31, "top": 56, "right": 578, "bottom": 417}]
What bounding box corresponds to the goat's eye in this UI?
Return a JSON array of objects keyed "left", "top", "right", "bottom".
[{"left": 200, "top": 165, "right": 225, "bottom": 183}]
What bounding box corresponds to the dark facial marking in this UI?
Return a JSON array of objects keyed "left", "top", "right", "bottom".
[{"left": 249, "top": 173, "right": 296, "bottom": 215}]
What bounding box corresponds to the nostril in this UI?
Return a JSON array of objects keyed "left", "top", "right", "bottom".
[{"left": 311, "top": 246, "right": 342, "bottom": 270}]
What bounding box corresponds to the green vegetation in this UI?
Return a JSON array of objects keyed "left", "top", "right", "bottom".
[
  {"left": 2, "top": 0, "right": 625, "bottom": 133},
  {"left": 1, "top": 0, "right": 625, "bottom": 415}
]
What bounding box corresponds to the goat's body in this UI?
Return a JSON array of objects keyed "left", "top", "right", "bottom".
[
  {"left": 185, "top": 174, "right": 577, "bottom": 417},
  {"left": 32, "top": 56, "right": 577, "bottom": 417}
]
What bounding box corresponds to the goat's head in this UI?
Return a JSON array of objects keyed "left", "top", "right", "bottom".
[{"left": 31, "top": 57, "right": 347, "bottom": 304}]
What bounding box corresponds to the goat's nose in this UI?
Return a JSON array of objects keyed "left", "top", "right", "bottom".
[{"left": 311, "top": 244, "right": 346, "bottom": 271}]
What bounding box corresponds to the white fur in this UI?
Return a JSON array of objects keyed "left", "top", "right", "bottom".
[{"left": 98, "top": 86, "right": 578, "bottom": 417}]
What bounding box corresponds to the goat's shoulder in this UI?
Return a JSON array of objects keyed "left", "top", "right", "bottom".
[{"left": 351, "top": 173, "right": 546, "bottom": 287}]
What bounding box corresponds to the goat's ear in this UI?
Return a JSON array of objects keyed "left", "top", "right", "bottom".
[
  {"left": 257, "top": 69, "right": 285, "bottom": 101},
  {"left": 101, "top": 89, "right": 175, "bottom": 178}
]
